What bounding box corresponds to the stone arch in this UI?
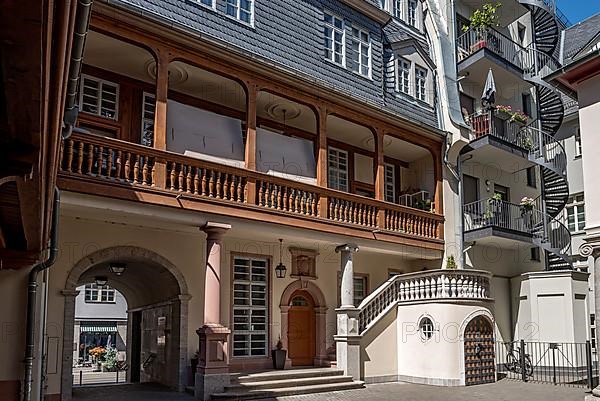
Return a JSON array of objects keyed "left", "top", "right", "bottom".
[
  {"left": 279, "top": 279, "right": 328, "bottom": 366},
  {"left": 60, "top": 246, "right": 190, "bottom": 401}
]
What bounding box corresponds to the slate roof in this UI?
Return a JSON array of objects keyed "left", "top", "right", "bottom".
[
  {"left": 103, "top": 0, "right": 438, "bottom": 128},
  {"left": 562, "top": 12, "right": 600, "bottom": 63}
]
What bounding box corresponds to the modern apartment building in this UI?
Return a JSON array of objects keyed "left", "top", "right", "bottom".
[{"left": 0, "top": 1, "right": 593, "bottom": 401}]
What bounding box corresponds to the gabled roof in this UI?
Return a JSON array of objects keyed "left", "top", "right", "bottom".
[
  {"left": 383, "top": 20, "right": 430, "bottom": 56},
  {"left": 562, "top": 12, "right": 600, "bottom": 63}
]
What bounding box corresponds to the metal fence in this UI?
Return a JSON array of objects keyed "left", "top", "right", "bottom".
[{"left": 496, "top": 340, "right": 598, "bottom": 388}]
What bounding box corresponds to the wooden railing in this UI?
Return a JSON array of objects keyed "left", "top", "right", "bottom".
[
  {"left": 59, "top": 133, "right": 444, "bottom": 241},
  {"left": 358, "top": 269, "right": 492, "bottom": 333}
]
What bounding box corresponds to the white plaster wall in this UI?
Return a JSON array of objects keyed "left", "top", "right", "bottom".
[
  {"left": 74, "top": 286, "right": 128, "bottom": 320},
  {"left": 361, "top": 307, "right": 398, "bottom": 380},
  {"left": 354, "top": 153, "right": 374, "bottom": 185},
  {"left": 401, "top": 155, "right": 435, "bottom": 195}
]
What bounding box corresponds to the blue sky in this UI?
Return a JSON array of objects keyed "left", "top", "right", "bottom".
[{"left": 557, "top": 0, "right": 600, "bottom": 24}]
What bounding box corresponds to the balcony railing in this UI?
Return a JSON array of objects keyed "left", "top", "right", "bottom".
[
  {"left": 457, "top": 27, "right": 529, "bottom": 70},
  {"left": 59, "top": 133, "right": 444, "bottom": 241},
  {"left": 358, "top": 269, "right": 492, "bottom": 333},
  {"left": 465, "top": 109, "right": 532, "bottom": 145}
]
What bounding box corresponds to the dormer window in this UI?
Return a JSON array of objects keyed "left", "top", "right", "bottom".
[
  {"left": 393, "top": 0, "right": 403, "bottom": 19},
  {"left": 407, "top": 0, "right": 418, "bottom": 27},
  {"left": 415, "top": 65, "right": 428, "bottom": 102}
]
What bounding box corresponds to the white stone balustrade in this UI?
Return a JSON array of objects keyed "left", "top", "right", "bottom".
[{"left": 358, "top": 269, "right": 492, "bottom": 333}]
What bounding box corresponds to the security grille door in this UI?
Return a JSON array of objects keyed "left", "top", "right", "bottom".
[{"left": 464, "top": 316, "right": 495, "bottom": 385}]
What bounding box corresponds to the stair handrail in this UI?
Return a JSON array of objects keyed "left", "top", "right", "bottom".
[
  {"left": 357, "top": 269, "right": 492, "bottom": 333},
  {"left": 520, "top": 125, "right": 567, "bottom": 176}
]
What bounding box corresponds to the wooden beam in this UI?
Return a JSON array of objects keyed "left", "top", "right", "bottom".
[{"left": 152, "top": 47, "right": 171, "bottom": 188}]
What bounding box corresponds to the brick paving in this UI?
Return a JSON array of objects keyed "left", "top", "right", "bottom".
[{"left": 73, "top": 380, "right": 589, "bottom": 401}]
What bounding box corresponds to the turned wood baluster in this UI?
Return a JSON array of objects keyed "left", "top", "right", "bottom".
[
  {"left": 276, "top": 186, "right": 283, "bottom": 210},
  {"left": 124, "top": 152, "right": 131, "bottom": 182},
  {"left": 258, "top": 182, "right": 265, "bottom": 206},
  {"left": 208, "top": 170, "right": 215, "bottom": 197},
  {"left": 76, "top": 142, "right": 84, "bottom": 174},
  {"left": 142, "top": 157, "right": 149, "bottom": 184},
  {"left": 334, "top": 199, "right": 340, "bottom": 221},
  {"left": 151, "top": 160, "right": 156, "bottom": 186},
  {"left": 58, "top": 140, "right": 65, "bottom": 172},
  {"left": 65, "top": 140, "right": 74, "bottom": 172},
  {"left": 238, "top": 178, "right": 244, "bottom": 202},
  {"left": 194, "top": 168, "right": 200, "bottom": 195},
  {"left": 222, "top": 173, "right": 229, "bottom": 199},
  {"left": 328, "top": 198, "right": 333, "bottom": 220},
  {"left": 215, "top": 172, "right": 222, "bottom": 198},
  {"left": 86, "top": 144, "right": 94, "bottom": 175},
  {"left": 133, "top": 155, "right": 140, "bottom": 184},
  {"left": 169, "top": 162, "right": 176, "bottom": 190},
  {"left": 270, "top": 184, "right": 276, "bottom": 209},
  {"left": 177, "top": 166, "right": 185, "bottom": 192},
  {"left": 105, "top": 149, "right": 113, "bottom": 179},
  {"left": 201, "top": 169, "right": 207, "bottom": 195},
  {"left": 311, "top": 194, "right": 316, "bottom": 216},
  {"left": 295, "top": 190, "right": 300, "bottom": 213},
  {"left": 97, "top": 146, "right": 104, "bottom": 177},
  {"left": 186, "top": 167, "right": 193, "bottom": 193},
  {"left": 282, "top": 187, "right": 288, "bottom": 211},
  {"left": 115, "top": 150, "right": 122, "bottom": 180},
  {"left": 229, "top": 176, "right": 236, "bottom": 201}
]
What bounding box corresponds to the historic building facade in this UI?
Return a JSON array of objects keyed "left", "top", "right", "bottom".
[{"left": 0, "top": 1, "right": 592, "bottom": 401}]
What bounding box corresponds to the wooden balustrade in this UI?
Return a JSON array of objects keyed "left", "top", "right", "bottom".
[
  {"left": 59, "top": 133, "right": 444, "bottom": 241},
  {"left": 358, "top": 269, "right": 492, "bottom": 333}
]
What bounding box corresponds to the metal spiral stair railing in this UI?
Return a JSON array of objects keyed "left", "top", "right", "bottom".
[{"left": 518, "top": 0, "right": 570, "bottom": 269}]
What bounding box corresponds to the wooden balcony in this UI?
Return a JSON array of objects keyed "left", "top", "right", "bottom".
[{"left": 58, "top": 133, "right": 444, "bottom": 249}]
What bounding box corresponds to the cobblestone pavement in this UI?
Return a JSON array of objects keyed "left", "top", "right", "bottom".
[{"left": 73, "top": 380, "right": 589, "bottom": 401}]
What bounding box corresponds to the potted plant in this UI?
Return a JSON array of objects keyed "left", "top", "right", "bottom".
[
  {"left": 272, "top": 337, "right": 287, "bottom": 370},
  {"left": 520, "top": 134, "right": 534, "bottom": 151},
  {"left": 495, "top": 105, "right": 513, "bottom": 120},
  {"left": 446, "top": 255, "right": 458, "bottom": 269},
  {"left": 510, "top": 110, "right": 529, "bottom": 125},
  {"left": 88, "top": 346, "right": 106, "bottom": 372},
  {"left": 462, "top": 3, "right": 502, "bottom": 52}
]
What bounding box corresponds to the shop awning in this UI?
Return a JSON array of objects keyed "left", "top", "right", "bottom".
[{"left": 79, "top": 323, "right": 117, "bottom": 333}]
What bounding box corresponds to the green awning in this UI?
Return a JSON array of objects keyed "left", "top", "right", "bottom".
[{"left": 80, "top": 323, "right": 117, "bottom": 333}]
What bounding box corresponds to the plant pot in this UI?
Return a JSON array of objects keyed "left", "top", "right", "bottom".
[
  {"left": 272, "top": 349, "right": 287, "bottom": 370},
  {"left": 470, "top": 40, "right": 487, "bottom": 52}
]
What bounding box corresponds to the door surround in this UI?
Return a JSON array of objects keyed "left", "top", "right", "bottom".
[{"left": 279, "top": 279, "right": 328, "bottom": 366}]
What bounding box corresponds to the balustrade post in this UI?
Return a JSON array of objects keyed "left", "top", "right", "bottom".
[{"left": 152, "top": 48, "right": 170, "bottom": 189}]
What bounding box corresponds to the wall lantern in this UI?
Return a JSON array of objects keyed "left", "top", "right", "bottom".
[
  {"left": 109, "top": 262, "right": 127, "bottom": 276},
  {"left": 94, "top": 276, "right": 108, "bottom": 287},
  {"left": 275, "top": 239, "right": 287, "bottom": 279}
]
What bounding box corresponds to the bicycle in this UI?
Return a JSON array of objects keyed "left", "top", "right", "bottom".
[{"left": 504, "top": 345, "right": 534, "bottom": 377}]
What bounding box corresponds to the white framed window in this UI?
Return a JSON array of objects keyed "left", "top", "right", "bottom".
[
  {"left": 384, "top": 163, "right": 396, "bottom": 203},
  {"left": 350, "top": 27, "right": 371, "bottom": 77},
  {"left": 79, "top": 75, "right": 119, "bottom": 120},
  {"left": 575, "top": 127, "right": 582, "bottom": 157},
  {"left": 232, "top": 256, "right": 269, "bottom": 357},
  {"left": 324, "top": 12, "right": 345, "bottom": 65},
  {"left": 415, "top": 65, "right": 428, "bottom": 102},
  {"left": 566, "top": 193, "right": 585, "bottom": 233},
  {"left": 407, "top": 0, "right": 418, "bottom": 27},
  {"left": 397, "top": 57, "right": 411, "bottom": 94},
  {"left": 226, "top": 0, "right": 254, "bottom": 24},
  {"left": 353, "top": 275, "right": 368, "bottom": 306},
  {"left": 84, "top": 284, "right": 115, "bottom": 303},
  {"left": 141, "top": 92, "right": 155, "bottom": 147},
  {"left": 419, "top": 317, "right": 435, "bottom": 341},
  {"left": 328, "top": 147, "right": 349, "bottom": 192},
  {"left": 393, "top": 0, "right": 403, "bottom": 19}
]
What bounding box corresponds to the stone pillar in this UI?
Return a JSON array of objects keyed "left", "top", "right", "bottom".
[
  {"left": 581, "top": 241, "right": 600, "bottom": 401},
  {"left": 196, "top": 222, "right": 231, "bottom": 401},
  {"left": 334, "top": 244, "right": 361, "bottom": 380}
]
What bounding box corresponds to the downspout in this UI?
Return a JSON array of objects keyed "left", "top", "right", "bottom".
[
  {"left": 62, "top": 0, "right": 94, "bottom": 140},
  {"left": 23, "top": 188, "right": 60, "bottom": 401}
]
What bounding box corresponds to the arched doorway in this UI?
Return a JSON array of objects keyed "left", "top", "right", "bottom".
[
  {"left": 464, "top": 315, "right": 495, "bottom": 386},
  {"left": 288, "top": 291, "right": 316, "bottom": 366},
  {"left": 279, "top": 280, "right": 328, "bottom": 367},
  {"left": 61, "top": 246, "right": 190, "bottom": 401}
]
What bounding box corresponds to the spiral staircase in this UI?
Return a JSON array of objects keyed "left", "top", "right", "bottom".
[{"left": 518, "top": 0, "right": 571, "bottom": 270}]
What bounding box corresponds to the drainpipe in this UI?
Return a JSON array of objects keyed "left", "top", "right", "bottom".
[
  {"left": 23, "top": 188, "right": 60, "bottom": 401},
  {"left": 62, "top": 0, "right": 94, "bottom": 140}
]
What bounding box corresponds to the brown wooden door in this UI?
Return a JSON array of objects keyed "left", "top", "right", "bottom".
[
  {"left": 288, "top": 291, "right": 316, "bottom": 366},
  {"left": 464, "top": 316, "right": 496, "bottom": 385}
]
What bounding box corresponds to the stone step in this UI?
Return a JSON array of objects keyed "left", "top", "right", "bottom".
[
  {"left": 224, "top": 374, "right": 354, "bottom": 392},
  {"left": 232, "top": 368, "right": 344, "bottom": 384},
  {"left": 211, "top": 380, "right": 365, "bottom": 400}
]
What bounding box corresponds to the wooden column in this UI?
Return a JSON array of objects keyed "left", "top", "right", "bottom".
[
  {"left": 374, "top": 128, "right": 386, "bottom": 228},
  {"left": 153, "top": 48, "right": 170, "bottom": 188},
  {"left": 316, "top": 106, "right": 328, "bottom": 217},
  {"left": 244, "top": 82, "right": 258, "bottom": 204}
]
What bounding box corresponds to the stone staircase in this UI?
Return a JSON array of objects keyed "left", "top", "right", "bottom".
[{"left": 210, "top": 368, "right": 364, "bottom": 400}]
